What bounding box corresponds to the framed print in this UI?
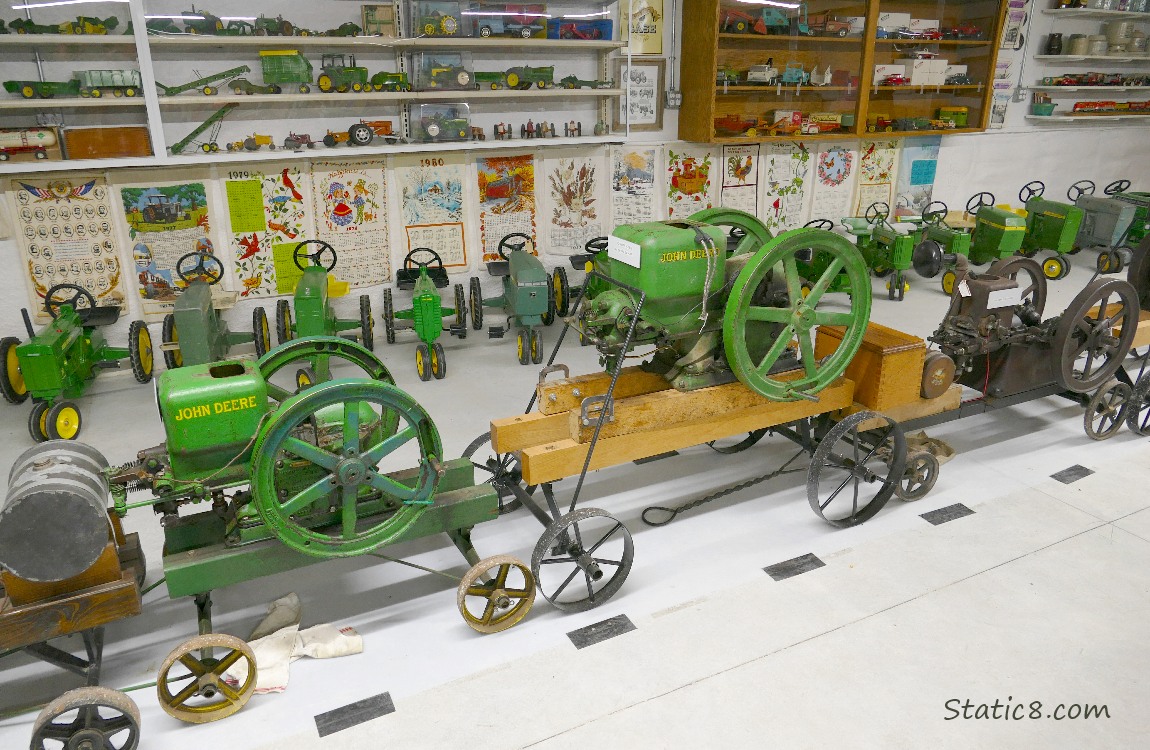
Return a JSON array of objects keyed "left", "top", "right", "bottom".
[{"left": 612, "top": 58, "right": 665, "bottom": 132}]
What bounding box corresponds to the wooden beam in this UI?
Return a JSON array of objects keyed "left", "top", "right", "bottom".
[
  {"left": 830, "top": 385, "right": 963, "bottom": 431},
  {"left": 535, "top": 365, "right": 670, "bottom": 415}
]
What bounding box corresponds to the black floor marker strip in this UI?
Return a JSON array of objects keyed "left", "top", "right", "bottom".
[
  {"left": 315, "top": 692, "right": 395, "bottom": 738},
  {"left": 921, "top": 503, "right": 975, "bottom": 526},
  {"left": 1051, "top": 464, "right": 1094, "bottom": 484},
  {"left": 634, "top": 451, "right": 679, "bottom": 465},
  {"left": 764, "top": 553, "right": 825, "bottom": 581},
  {"left": 568, "top": 614, "right": 636, "bottom": 649}
]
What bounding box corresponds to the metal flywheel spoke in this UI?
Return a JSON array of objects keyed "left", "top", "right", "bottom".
[
  {"left": 342, "top": 485, "right": 359, "bottom": 539},
  {"left": 782, "top": 254, "right": 803, "bottom": 304},
  {"left": 813, "top": 310, "right": 856, "bottom": 326},
  {"left": 797, "top": 329, "right": 817, "bottom": 377},
  {"left": 266, "top": 383, "right": 292, "bottom": 402},
  {"left": 744, "top": 305, "right": 791, "bottom": 323},
  {"left": 363, "top": 424, "right": 418, "bottom": 463},
  {"left": 282, "top": 436, "right": 338, "bottom": 470},
  {"left": 364, "top": 469, "right": 418, "bottom": 501},
  {"left": 167, "top": 681, "right": 201, "bottom": 708},
  {"left": 280, "top": 475, "right": 336, "bottom": 516},
  {"left": 178, "top": 654, "right": 208, "bottom": 677},
  {"left": 805, "top": 256, "right": 845, "bottom": 304},
  {"left": 342, "top": 401, "right": 361, "bottom": 453},
  {"left": 754, "top": 325, "right": 796, "bottom": 375}
]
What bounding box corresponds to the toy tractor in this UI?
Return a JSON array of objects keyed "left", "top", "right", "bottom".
[
  {"left": 382, "top": 247, "right": 469, "bottom": 381},
  {"left": 317, "top": 53, "right": 371, "bottom": 93},
  {"left": 574, "top": 207, "right": 871, "bottom": 401},
  {"left": 1067, "top": 179, "right": 1146, "bottom": 273},
  {"left": 1104, "top": 179, "right": 1150, "bottom": 248},
  {"left": 160, "top": 252, "right": 272, "bottom": 369},
  {"left": 835, "top": 202, "right": 917, "bottom": 300},
  {"left": 0, "top": 284, "right": 153, "bottom": 442},
  {"left": 1017, "top": 180, "right": 1085, "bottom": 280},
  {"left": 275, "top": 240, "right": 374, "bottom": 384},
  {"left": 469, "top": 233, "right": 570, "bottom": 365},
  {"left": 910, "top": 194, "right": 1027, "bottom": 294}
]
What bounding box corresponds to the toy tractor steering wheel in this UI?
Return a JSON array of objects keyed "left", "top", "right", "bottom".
[
  {"left": 922, "top": 201, "right": 949, "bottom": 225},
  {"left": 1068, "top": 179, "right": 1096, "bottom": 203},
  {"left": 864, "top": 202, "right": 890, "bottom": 226},
  {"left": 497, "top": 232, "right": 534, "bottom": 260},
  {"left": 585, "top": 236, "right": 608, "bottom": 254},
  {"left": 402, "top": 247, "right": 445, "bottom": 271},
  {"left": 175, "top": 251, "right": 224, "bottom": 285},
  {"left": 44, "top": 283, "right": 96, "bottom": 320},
  {"left": 1104, "top": 179, "right": 1132, "bottom": 196},
  {"left": 292, "top": 239, "right": 338, "bottom": 271},
  {"left": 804, "top": 218, "right": 835, "bottom": 230},
  {"left": 1019, "top": 180, "right": 1046, "bottom": 204},
  {"left": 965, "top": 191, "right": 995, "bottom": 217}
]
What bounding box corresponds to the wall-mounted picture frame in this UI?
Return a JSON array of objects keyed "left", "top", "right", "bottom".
[
  {"left": 361, "top": 3, "right": 398, "bottom": 37},
  {"left": 612, "top": 58, "right": 665, "bottom": 133}
]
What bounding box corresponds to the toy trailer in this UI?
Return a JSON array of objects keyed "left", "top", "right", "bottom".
[
  {"left": 0, "top": 127, "right": 57, "bottom": 160},
  {"left": 259, "top": 50, "right": 314, "bottom": 93},
  {"left": 74, "top": 69, "right": 142, "bottom": 97}
]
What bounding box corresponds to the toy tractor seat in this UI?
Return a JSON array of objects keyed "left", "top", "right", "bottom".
[
  {"left": 76, "top": 305, "right": 122, "bottom": 328},
  {"left": 397, "top": 247, "right": 452, "bottom": 290},
  {"left": 484, "top": 260, "right": 511, "bottom": 277},
  {"left": 44, "top": 284, "right": 121, "bottom": 328}
]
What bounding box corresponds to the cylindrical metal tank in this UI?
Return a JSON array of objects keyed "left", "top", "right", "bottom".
[{"left": 0, "top": 441, "right": 112, "bottom": 582}]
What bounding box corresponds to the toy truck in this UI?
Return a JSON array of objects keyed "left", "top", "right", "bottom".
[
  {"left": 322, "top": 120, "right": 402, "bottom": 147},
  {"left": 780, "top": 62, "right": 809, "bottom": 84},
  {"left": 747, "top": 61, "right": 779, "bottom": 84},
  {"left": 808, "top": 12, "right": 852, "bottom": 36},
  {"left": 0, "top": 127, "right": 57, "bottom": 161}
]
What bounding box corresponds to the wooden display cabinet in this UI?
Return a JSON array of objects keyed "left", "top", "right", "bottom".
[{"left": 680, "top": 0, "right": 1009, "bottom": 142}]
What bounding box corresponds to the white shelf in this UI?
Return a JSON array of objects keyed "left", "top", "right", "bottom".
[
  {"left": 1027, "top": 85, "right": 1150, "bottom": 92},
  {"left": 1042, "top": 8, "right": 1150, "bottom": 21},
  {"left": 146, "top": 35, "right": 625, "bottom": 52},
  {"left": 1025, "top": 113, "right": 1150, "bottom": 122},
  {"left": 0, "top": 97, "right": 147, "bottom": 111},
  {"left": 0, "top": 134, "right": 625, "bottom": 175},
  {"left": 1034, "top": 54, "right": 1148, "bottom": 63},
  {"left": 157, "top": 87, "right": 622, "bottom": 107},
  {"left": 0, "top": 35, "right": 137, "bottom": 48}
]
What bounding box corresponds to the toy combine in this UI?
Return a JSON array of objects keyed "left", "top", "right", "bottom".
[{"left": 383, "top": 248, "right": 468, "bottom": 380}]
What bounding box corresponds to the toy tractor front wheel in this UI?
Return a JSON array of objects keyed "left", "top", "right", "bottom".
[
  {"left": 431, "top": 341, "right": 447, "bottom": 379},
  {"left": 469, "top": 277, "right": 484, "bottom": 330},
  {"left": 552, "top": 267, "right": 570, "bottom": 317},
  {"left": 359, "top": 295, "right": 374, "bottom": 350},
  {"left": 276, "top": 299, "right": 294, "bottom": 344},
  {"left": 128, "top": 320, "right": 154, "bottom": 383},
  {"left": 415, "top": 343, "right": 432, "bottom": 381},
  {"left": 516, "top": 329, "right": 530, "bottom": 365},
  {"left": 382, "top": 289, "right": 396, "bottom": 344},
  {"left": 45, "top": 400, "right": 82, "bottom": 440},
  {"left": 253, "top": 307, "right": 271, "bottom": 357},
  {"left": 1042, "top": 255, "right": 1070, "bottom": 281},
  {"left": 28, "top": 401, "right": 50, "bottom": 442},
  {"left": 161, "top": 313, "right": 183, "bottom": 369},
  {"left": 0, "top": 336, "right": 29, "bottom": 404}
]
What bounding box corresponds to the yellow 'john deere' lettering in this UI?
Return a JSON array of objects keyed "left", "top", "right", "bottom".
[
  {"left": 659, "top": 247, "right": 720, "bottom": 263},
  {"left": 173, "top": 396, "right": 258, "bottom": 421}
]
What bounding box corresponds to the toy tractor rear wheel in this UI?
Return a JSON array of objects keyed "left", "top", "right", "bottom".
[
  {"left": 516, "top": 329, "right": 530, "bottom": 365},
  {"left": 541, "top": 276, "right": 556, "bottom": 326},
  {"left": 415, "top": 342, "right": 432, "bottom": 381},
  {"left": 161, "top": 313, "right": 183, "bottom": 369},
  {"left": 295, "top": 367, "right": 316, "bottom": 392},
  {"left": 128, "top": 320, "right": 154, "bottom": 383},
  {"left": 469, "top": 277, "right": 484, "bottom": 330},
  {"left": 251, "top": 379, "right": 440, "bottom": 557},
  {"left": 28, "top": 401, "right": 50, "bottom": 442},
  {"left": 46, "top": 400, "right": 82, "bottom": 440},
  {"left": 431, "top": 341, "right": 446, "bottom": 379},
  {"left": 359, "top": 295, "right": 374, "bottom": 350},
  {"left": 253, "top": 307, "right": 270, "bottom": 357},
  {"left": 382, "top": 289, "right": 396, "bottom": 344},
  {"left": 688, "top": 207, "right": 774, "bottom": 257},
  {"left": 454, "top": 283, "right": 467, "bottom": 331},
  {"left": 552, "top": 267, "right": 570, "bottom": 317},
  {"left": 0, "top": 336, "right": 29, "bottom": 404},
  {"left": 276, "top": 299, "right": 294, "bottom": 344},
  {"left": 723, "top": 229, "right": 871, "bottom": 401}
]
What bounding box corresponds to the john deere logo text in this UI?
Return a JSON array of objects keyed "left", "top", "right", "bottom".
[
  {"left": 174, "top": 396, "right": 258, "bottom": 421},
  {"left": 659, "top": 247, "right": 719, "bottom": 263}
]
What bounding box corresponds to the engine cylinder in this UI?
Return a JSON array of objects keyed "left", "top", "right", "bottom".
[{"left": 0, "top": 441, "right": 112, "bottom": 583}]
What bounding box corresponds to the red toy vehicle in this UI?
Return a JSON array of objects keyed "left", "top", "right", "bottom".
[
  {"left": 558, "top": 22, "right": 603, "bottom": 39},
  {"left": 944, "top": 24, "right": 982, "bottom": 39},
  {"left": 918, "top": 28, "right": 943, "bottom": 40},
  {"left": 881, "top": 74, "right": 910, "bottom": 86}
]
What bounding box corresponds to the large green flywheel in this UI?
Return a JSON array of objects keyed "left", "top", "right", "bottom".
[
  {"left": 688, "top": 207, "right": 774, "bottom": 257},
  {"left": 723, "top": 228, "right": 871, "bottom": 401},
  {"left": 251, "top": 378, "right": 442, "bottom": 558},
  {"left": 257, "top": 336, "right": 394, "bottom": 401}
]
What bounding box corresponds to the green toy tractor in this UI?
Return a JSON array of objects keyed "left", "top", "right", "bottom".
[
  {"left": 832, "top": 202, "right": 918, "bottom": 301},
  {"left": 1104, "top": 179, "right": 1150, "bottom": 248},
  {"left": 1017, "top": 180, "right": 1085, "bottom": 280},
  {"left": 316, "top": 53, "right": 371, "bottom": 93},
  {"left": 1068, "top": 178, "right": 1147, "bottom": 274},
  {"left": 469, "top": 233, "right": 570, "bottom": 365},
  {"left": 382, "top": 247, "right": 469, "bottom": 381},
  {"left": 0, "top": 284, "right": 153, "bottom": 442},
  {"left": 160, "top": 251, "right": 271, "bottom": 369},
  {"left": 275, "top": 240, "right": 374, "bottom": 384},
  {"left": 910, "top": 194, "right": 1027, "bottom": 294}
]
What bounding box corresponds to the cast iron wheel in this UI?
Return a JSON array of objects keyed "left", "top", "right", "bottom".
[
  {"left": 253, "top": 307, "right": 270, "bottom": 357},
  {"left": 462, "top": 431, "right": 528, "bottom": 515},
  {"left": 1067, "top": 179, "right": 1096, "bottom": 203},
  {"left": 531, "top": 507, "right": 634, "bottom": 612},
  {"left": 457, "top": 554, "right": 536, "bottom": 633},
  {"left": 516, "top": 329, "right": 530, "bottom": 365},
  {"left": 45, "top": 400, "right": 82, "bottom": 440},
  {"left": 553, "top": 266, "right": 570, "bottom": 317},
  {"left": 1084, "top": 379, "right": 1132, "bottom": 440},
  {"left": 687, "top": 207, "right": 774, "bottom": 257},
  {"left": 530, "top": 328, "right": 543, "bottom": 364},
  {"left": 382, "top": 289, "right": 396, "bottom": 344},
  {"left": 0, "top": 336, "right": 29, "bottom": 404},
  {"left": 257, "top": 338, "right": 394, "bottom": 407},
  {"left": 128, "top": 320, "right": 153, "bottom": 383},
  {"left": 276, "top": 299, "right": 294, "bottom": 344},
  {"left": 161, "top": 313, "right": 182, "bottom": 369},
  {"left": 292, "top": 239, "right": 338, "bottom": 271},
  {"left": 359, "top": 295, "right": 374, "bottom": 351},
  {"left": 454, "top": 283, "right": 467, "bottom": 331},
  {"left": 807, "top": 411, "right": 906, "bottom": 527},
  {"left": 431, "top": 341, "right": 446, "bottom": 379},
  {"left": 415, "top": 342, "right": 432, "bottom": 381},
  {"left": 986, "top": 256, "right": 1048, "bottom": 317},
  {"left": 157, "top": 634, "right": 256, "bottom": 723},
  {"left": 44, "top": 283, "right": 95, "bottom": 320},
  {"left": 1019, "top": 180, "right": 1045, "bottom": 204},
  {"left": 469, "top": 277, "right": 484, "bottom": 330},
  {"left": 31, "top": 686, "right": 140, "bottom": 750},
  {"left": 175, "top": 251, "right": 223, "bottom": 285},
  {"left": 497, "top": 232, "right": 534, "bottom": 260},
  {"left": 895, "top": 450, "right": 939, "bottom": 501},
  {"left": 250, "top": 379, "right": 439, "bottom": 557},
  {"left": 28, "top": 401, "right": 49, "bottom": 442},
  {"left": 1052, "top": 277, "right": 1139, "bottom": 393},
  {"left": 1125, "top": 374, "right": 1150, "bottom": 435}
]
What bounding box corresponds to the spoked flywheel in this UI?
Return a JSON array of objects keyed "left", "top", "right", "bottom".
[
  {"left": 807, "top": 411, "right": 906, "bottom": 527},
  {"left": 456, "top": 554, "right": 536, "bottom": 633},
  {"left": 251, "top": 378, "right": 442, "bottom": 558},
  {"left": 462, "top": 430, "right": 530, "bottom": 514},
  {"left": 723, "top": 228, "right": 871, "bottom": 401},
  {"left": 1083, "top": 379, "right": 1132, "bottom": 440},
  {"left": 156, "top": 634, "right": 256, "bottom": 723},
  {"left": 1052, "top": 277, "right": 1138, "bottom": 393},
  {"left": 31, "top": 686, "right": 141, "bottom": 750},
  {"left": 531, "top": 507, "right": 634, "bottom": 612},
  {"left": 688, "top": 207, "right": 774, "bottom": 257},
  {"left": 258, "top": 336, "right": 394, "bottom": 404}
]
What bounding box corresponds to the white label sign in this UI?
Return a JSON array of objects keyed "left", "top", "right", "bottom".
[
  {"left": 607, "top": 235, "right": 642, "bottom": 268},
  {"left": 987, "top": 286, "right": 1023, "bottom": 309}
]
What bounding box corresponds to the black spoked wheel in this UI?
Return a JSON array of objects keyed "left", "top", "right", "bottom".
[
  {"left": 531, "top": 507, "right": 634, "bottom": 612},
  {"left": 462, "top": 431, "right": 528, "bottom": 515},
  {"left": 895, "top": 450, "right": 939, "bottom": 501},
  {"left": 1084, "top": 379, "right": 1132, "bottom": 440},
  {"left": 31, "top": 686, "right": 140, "bottom": 750},
  {"left": 1125, "top": 374, "right": 1150, "bottom": 435},
  {"left": 807, "top": 411, "right": 906, "bottom": 527}
]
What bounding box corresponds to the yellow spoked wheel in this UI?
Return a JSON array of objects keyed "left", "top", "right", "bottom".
[
  {"left": 0, "top": 336, "right": 28, "bottom": 404},
  {"left": 46, "top": 401, "right": 82, "bottom": 440},
  {"left": 157, "top": 634, "right": 256, "bottom": 724},
  {"left": 457, "top": 554, "right": 536, "bottom": 633}
]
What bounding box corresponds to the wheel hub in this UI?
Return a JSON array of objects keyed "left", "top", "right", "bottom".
[
  {"left": 794, "top": 301, "right": 817, "bottom": 328},
  {"left": 334, "top": 456, "right": 368, "bottom": 486},
  {"left": 68, "top": 730, "right": 103, "bottom": 750}
]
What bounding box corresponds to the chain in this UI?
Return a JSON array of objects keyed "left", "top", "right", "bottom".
[{"left": 641, "top": 448, "right": 808, "bottom": 527}]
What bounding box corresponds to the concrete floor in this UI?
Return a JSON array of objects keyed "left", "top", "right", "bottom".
[{"left": 1, "top": 253, "right": 1147, "bottom": 748}]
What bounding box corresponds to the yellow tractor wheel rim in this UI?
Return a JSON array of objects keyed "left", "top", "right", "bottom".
[
  {"left": 531, "top": 335, "right": 538, "bottom": 359},
  {"left": 1043, "top": 258, "right": 1062, "bottom": 277},
  {"left": 942, "top": 272, "right": 955, "bottom": 295},
  {"left": 139, "top": 326, "right": 153, "bottom": 374},
  {"left": 6, "top": 345, "right": 26, "bottom": 396},
  {"left": 416, "top": 349, "right": 425, "bottom": 377},
  {"left": 517, "top": 334, "right": 524, "bottom": 360},
  {"left": 170, "top": 322, "right": 183, "bottom": 368},
  {"left": 506, "top": 73, "right": 519, "bottom": 88},
  {"left": 430, "top": 346, "right": 439, "bottom": 372},
  {"left": 53, "top": 405, "right": 80, "bottom": 439},
  {"left": 39, "top": 408, "right": 49, "bottom": 438},
  {"left": 553, "top": 274, "right": 565, "bottom": 311}
]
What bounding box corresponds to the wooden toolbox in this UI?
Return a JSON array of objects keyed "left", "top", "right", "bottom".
[{"left": 815, "top": 321, "right": 925, "bottom": 412}]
